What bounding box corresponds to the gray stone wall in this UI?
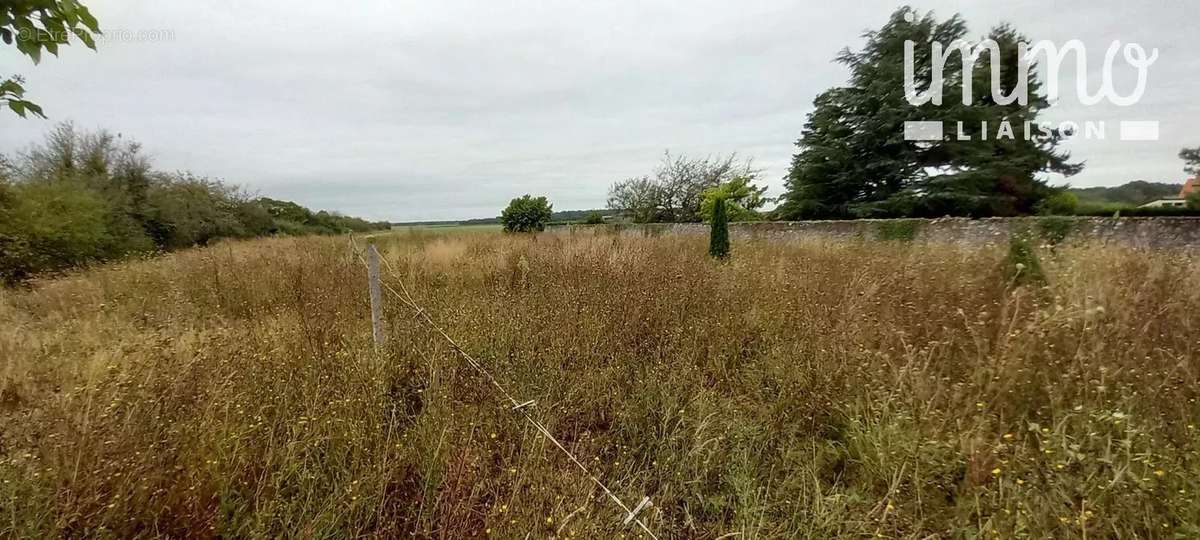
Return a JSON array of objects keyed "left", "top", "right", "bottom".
[{"left": 554, "top": 217, "right": 1200, "bottom": 249}]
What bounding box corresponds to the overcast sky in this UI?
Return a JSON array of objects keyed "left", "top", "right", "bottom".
[{"left": 2, "top": 1, "right": 1197, "bottom": 221}]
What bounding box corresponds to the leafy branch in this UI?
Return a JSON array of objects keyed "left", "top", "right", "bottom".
[{"left": 2, "top": 0, "right": 101, "bottom": 119}]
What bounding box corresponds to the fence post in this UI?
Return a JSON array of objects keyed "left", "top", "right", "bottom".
[{"left": 367, "top": 244, "right": 385, "bottom": 346}]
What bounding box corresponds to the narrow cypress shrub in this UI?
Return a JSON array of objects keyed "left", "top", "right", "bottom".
[{"left": 709, "top": 197, "right": 730, "bottom": 259}]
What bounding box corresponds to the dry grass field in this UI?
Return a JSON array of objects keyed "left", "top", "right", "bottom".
[{"left": 1, "top": 229, "right": 1198, "bottom": 538}]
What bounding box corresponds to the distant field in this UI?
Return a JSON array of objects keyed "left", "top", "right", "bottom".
[
  {"left": 390, "top": 223, "right": 503, "bottom": 233},
  {"left": 2, "top": 230, "right": 1198, "bottom": 537}
]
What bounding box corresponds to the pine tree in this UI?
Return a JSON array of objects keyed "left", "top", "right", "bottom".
[
  {"left": 709, "top": 197, "right": 730, "bottom": 259},
  {"left": 776, "top": 88, "right": 863, "bottom": 219},
  {"left": 909, "top": 25, "right": 1081, "bottom": 217}
]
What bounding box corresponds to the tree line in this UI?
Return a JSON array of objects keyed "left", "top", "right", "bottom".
[
  {"left": 601, "top": 7, "right": 1199, "bottom": 224},
  {"left": 0, "top": 123, "right": 389, "bottom": 284}
]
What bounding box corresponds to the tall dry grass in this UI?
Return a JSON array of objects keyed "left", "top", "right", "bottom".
[{"left": 1, "top": 229, "right": 1198, "bottom": 538}]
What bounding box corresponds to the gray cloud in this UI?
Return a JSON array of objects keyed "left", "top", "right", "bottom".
[{"left": 2, "top": 0, "right": 1196, "bottom": 220}]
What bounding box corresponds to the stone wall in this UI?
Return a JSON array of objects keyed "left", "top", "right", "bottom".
[{"left": 555, "top": 217, "right": 1200, "bottom": 249}]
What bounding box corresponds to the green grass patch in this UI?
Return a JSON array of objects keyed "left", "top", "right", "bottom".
[{"left": 875, "top": 219, "right": 921, "bottom": 242}]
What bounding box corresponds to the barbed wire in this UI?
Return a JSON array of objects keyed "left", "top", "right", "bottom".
[{"left": 348, "top": 235, "right": 661, "bottom": 539}]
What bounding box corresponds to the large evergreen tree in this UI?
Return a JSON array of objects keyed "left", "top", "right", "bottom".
[
  {"left": 904, "top": 25, "right": 1081, "bottom": 217},
  {"left": 778, "top": 8, "right": 1080, "bottom": 219},
  {"left": 774, "top": 88, "right": 861, "bottom": 219}
]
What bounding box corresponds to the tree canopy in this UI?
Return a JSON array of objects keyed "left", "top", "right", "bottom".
[
  {"left": 699, "top": 176, "right": 767, "bottom": 222},
  {"left": 500, "top": 194, "right": 553, "bottom": 232},
  {"left": 777, "top": 7, "right": 1081, "bottom": 220},
  {"left": 608, "top": 152, "right": 764, "bottom": 223},
  {"left": 1180, "top": 146, "right": 1200, "bottom": 176}
]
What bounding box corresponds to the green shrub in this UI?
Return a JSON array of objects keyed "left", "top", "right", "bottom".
[
  {"left": 0, "top": 180, "right": 125, "bottom": 283},
  {"left": 143, "top": 175, "right": 249, "bottom": 249},
  {"left": 583, "top": 211, "right": 605, "bottom": 225},
  {"left": 709, "top": 197, "right": 730, "bottom": 258},
  {"left": 500, "top": 194, "right": 553, "bottom": 233},
  {"left": 1035, "top": 191, "right": 1078, "bottom": 215}
]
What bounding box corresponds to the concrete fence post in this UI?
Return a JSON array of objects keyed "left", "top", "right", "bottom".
[{"left": 367, "top": 244, "right": 385, "bottom": 346}]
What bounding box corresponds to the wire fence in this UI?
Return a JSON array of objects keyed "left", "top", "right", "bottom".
[{"left": 348, "top": 235, "right": 661, "bottom": 539}]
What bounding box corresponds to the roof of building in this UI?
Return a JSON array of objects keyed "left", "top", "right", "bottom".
[{"left": 1140, "top": 198, "right": 1188, "bottom": 208}]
